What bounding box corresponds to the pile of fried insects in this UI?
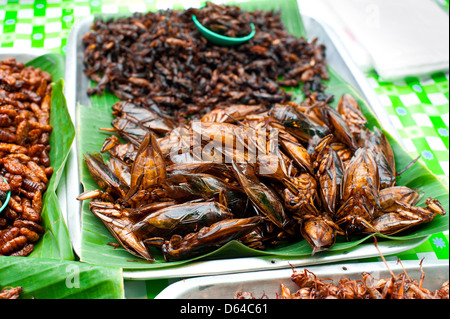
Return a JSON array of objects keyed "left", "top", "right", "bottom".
[
  {"left": 77, "top": 3, "right": 446, "bottom": 262},
  {"left": 0, "top": 58, "right": 53, "bottom": 257},
  {"left": 82, "top": 1, "right": 330, "bottom": 121},
  {"left": 0, "top": 285, "right": 22, "bottom": 299},
  {"left": 234, "top": 252, "right": 449, "bottom": 299}
]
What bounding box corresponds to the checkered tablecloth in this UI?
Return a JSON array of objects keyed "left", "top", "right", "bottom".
[
  {"left": 367, "top": 72, "right": 449, "bottom": 184},
  {"left": 1, "top": 0, "right": 448, "bottom": 298}
]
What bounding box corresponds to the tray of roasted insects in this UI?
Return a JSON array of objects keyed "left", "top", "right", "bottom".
[
  {"left": 64, "top": 0, "right": 448, "bottom": 279},
  {"left": 155, "top": 259, "right": 449, "bottom": 299},
  {"left": 0, "top": 48, "right": 74, "bottom": 261}
]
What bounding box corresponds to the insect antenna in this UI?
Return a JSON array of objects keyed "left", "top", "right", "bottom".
[
  {"left": 373, "top": 235, "right": 396, "bottom": 279},
  {"left": 396, "top": 155, "right": 421, "bottom": 176}
]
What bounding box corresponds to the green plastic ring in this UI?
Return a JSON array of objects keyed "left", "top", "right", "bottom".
[
  {"left": 0, "top": 177, "right": 11, "bottom": 213},
  {"left": 192, "top": 15, "right": 256, "bottom": 46}
]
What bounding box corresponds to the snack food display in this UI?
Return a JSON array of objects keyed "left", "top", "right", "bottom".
[
  {"left": 0, "top": 58, "right": 53, "bottom": 257},
  {"left": 76, "top": 3, "right": 446, "bottom": 263}
]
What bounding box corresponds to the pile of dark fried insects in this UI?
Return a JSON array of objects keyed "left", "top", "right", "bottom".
[
  {"left": 0, "top": 58, "right": 53, "bottom": 257},
  {"left": 82, "top": 1, "right": 330, "bottom": 123}
]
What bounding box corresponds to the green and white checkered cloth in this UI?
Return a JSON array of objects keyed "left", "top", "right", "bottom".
[
  {"left": 367, "top": 71, "right": 449, "bottom": 185},
  {"left": 1, "top": 0, "right": 448, "bottom": 297}
]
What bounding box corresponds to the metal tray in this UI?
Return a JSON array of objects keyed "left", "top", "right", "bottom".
[
  {"left": 64, "top": 11, "right": 417, "bottom": 280},
  {"left": 155, "top": 259, "right": 449, "bottom": 299}
]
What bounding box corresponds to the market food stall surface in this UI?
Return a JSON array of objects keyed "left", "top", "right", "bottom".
[{"left": 0, "top": 0, "right": 448, "bottom": 299}]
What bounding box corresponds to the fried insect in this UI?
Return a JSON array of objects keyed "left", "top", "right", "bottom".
[
  {"left": 363, "top": 127, "right": 397, "bottom": 189},
  {"left": 335, "top": 148, "right": 380, "bottom": 234},
  {"left": 371, "top": 197, "right": 445, "bottom": 235},
  {"left": 132, "top": 201, "right": 234, "bottom": 240},
  {"left": 88, "top": 200, "right": 153, "bottom": 261},
  {"left": 299, "top": 214, "right": 341, "bottom": 255},
  {"left": 82, "top": 152, "right": 129, "bottom": 200},
  {"left": 336, "top": 94, "right": 367, "bottom": 137},
  {"left": 112, "top": 100, "right": 175, "bottom": 136},
  {"left": 231, "top": 161, "right": 294, "bottom": 235},
  {"left": 282, "top": 173, "right": 319, "bottom": 215},
  {"left": 0, "top": 286, "right": 22, "bottom": 299},
  {"left": 312, "top": 134, "right": 345, "bottom": 216},
  {"left": 126, "top": 130, "right": 167, "bottom": 198},
  {"left": 147, "top": 216, "right": 262, "bottom": 261}
]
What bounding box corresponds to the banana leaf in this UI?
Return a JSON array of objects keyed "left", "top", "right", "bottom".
[
  {"left": 0, "top": 256, "right": 123, "bottom": 299},
  {"left": 19, "top": 54, "right": 75, "bottom": 260},
  {"left": 77, "top": 0, "right": 448, "bottom": 269}
]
